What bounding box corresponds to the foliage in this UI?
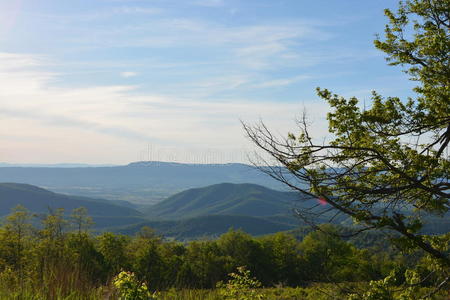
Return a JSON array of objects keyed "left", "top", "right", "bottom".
[
  {"left": 217, "top": 266, "right": 264, "bottom": 300},
  {"left": 98, "top": 232, "right": 131, "bottom": 277},
  {"left": 70, "top": 207, "right": 93, "bottom": 234},
  {"left": 113, "top": 271, "right": 157, "bottom": 300},
  {"left": 243, "top": 0, "right": 449, "bottom": 273},
  {"left": 259, "top": 232, "right": 303, "bottom": 285},
  {"left": 121, "top": 214, "right": 295, "bottom": 240},
  {"left": 0, "top": 205, "right": 447, "bottom": 298},
  {"left": 347, "top": 268, "right": 448, "bottom": 300}
]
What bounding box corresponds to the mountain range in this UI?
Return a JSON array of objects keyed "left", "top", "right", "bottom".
[
  {"left": 0, "top": 181, "right": 309, "bottom": 238},
  {"left": 0, "top": 161, "right": 289, "bottom": 205},
  {"left": 1, "top": 180, "right": 448, "bottom": 240}
]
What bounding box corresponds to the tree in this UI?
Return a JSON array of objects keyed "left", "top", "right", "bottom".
[
  {"left": 181, "top": 240, "right": 228, "bottom": 288},
  {"left": 70, "top": 207, "right": 93, "bottom": 235},
  {"left": 127, "top": 226, "right": 166, "bottom": 290},
  {"left": 259, "top": 232, "right": 303, "bottom": 285},
  {"left": 1, "top": 205, "right": 32, "bottom": 291},
  {"left": 299, "top": 224, "right": 368, "bottom": 282},
  {"left": 35, "top": 208, "right": 68, "bottom": 284},
  {"left": 217, "top": 230, "right": 265, "bottom": 278},
  {"left": 244, "top": 0, "right": 449, "bottom": 275},
  {"left": 97, "top": 232, "right": 130, "bottom": 276}
]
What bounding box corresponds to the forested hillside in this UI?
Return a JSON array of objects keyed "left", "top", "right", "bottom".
[
  {"left": 117, "top": 214, "right": 296, "bottom": 239},
  {"left": 0, "top": 182, "right": 315, "bottom": 238},
  {"left": 0, "top": 183, "right": 147, "bottom": 229},
  {"left": 146, "top": 183, "right": 313, "bottom": 218},
  {"left": 3, "top": 182, "right": 448, "bottom": 240}
]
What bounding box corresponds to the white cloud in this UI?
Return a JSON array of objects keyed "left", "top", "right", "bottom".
[
  {"left": 252, "top": 75, "right": 312, "bottom": 88},
  {"left": 121, "top": 71, "right": 138, "bottom": 78},
  {"left": 0, "top": 52, "right": 330, "bottom": 164}
]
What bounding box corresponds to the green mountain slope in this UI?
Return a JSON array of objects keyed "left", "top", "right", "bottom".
[
  {"left": 146, "top": 183, "right": 315, "bottom": 219},
  {"left": 116, "top": 214, "right": 296, "bottom": 240},
  {"left": 0, "top": 183, "right": 147, "bottom": 228}
]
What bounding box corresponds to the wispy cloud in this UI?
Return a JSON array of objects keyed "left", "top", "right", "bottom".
[
  {"left": 0, "top": 107, "right": 161, "bottom": 142},
  {"left": 191, "top": 0, "right": 225, "bottom": 7},
  {"left": 48, "top": 13, "right": 330, "bottom": 71},
  {"left": 252, "top": 75, "right": 312, "bottom": 88},
  {"left": 112, "top": 6, "right": 162, "bottom": 15},
  {"left": 121, "top": 71, "right": 138, "bottom": 78},
  {"left": 0, "top": 52, "right": 330, "bottom": 163}
]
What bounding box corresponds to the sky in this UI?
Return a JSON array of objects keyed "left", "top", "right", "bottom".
[{"left": 0, "top": 0, "right": 415, "bottom": 165}]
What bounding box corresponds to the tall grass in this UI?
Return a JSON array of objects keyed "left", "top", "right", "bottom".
[
  {"left": 0, "top": 285, "right": 448, "bottom": 300},
  {"left": 0, "top": 265, "right": 106, "bottom": 300}
]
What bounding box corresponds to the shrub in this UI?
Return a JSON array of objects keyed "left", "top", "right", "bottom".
[
  {"left": 113, "top": 271, "right": 157, "bottom": 300},
  {"left": 217, "top": 266, "right": 264, "bottom": 300}
]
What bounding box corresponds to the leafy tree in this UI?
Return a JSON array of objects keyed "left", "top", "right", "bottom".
[
  {"left": 68, "top": 207, "right": 101, "bottom": 281},
  {"left": 299, "top": 225, "right": 370, "bottom": 282},
  {"left": 0, "top": 205, "right": 32, "bottom": 291},
  {"left": 34, "top": 208, "right": 69, "bottom": 287},
  {"left": 259, "top": 232, "right": 303, "bottom": 285},
  {"left": 127, "top": 227, "right": 166, "bottom": 290},
  {"left": 40, "top": 208, "right": 67, "bottom": 243},
  {"left": 70, "top": 207, "right": 93, "bottom": 235},
  {"left": 98, "top": 232, "right": 131, "bottom": 275},
  {"left": 217, "top": 229, "right": 266, "bottom": 278},
  {"left": 181, "top": 240, "right": 228, "bottom": 288},
  {"left": 66, "top": 232, "right": 107, "bottom": 284},
  {"left": 157, "top": 241, "right": 186, "bottom": 288},
  {"left": 244, "top": 0, "right": 449, "bottom": 275}
]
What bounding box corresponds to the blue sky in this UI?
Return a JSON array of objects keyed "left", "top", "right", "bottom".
[{"left": 0, "top": 0, "right": 415, "bottom": 164}]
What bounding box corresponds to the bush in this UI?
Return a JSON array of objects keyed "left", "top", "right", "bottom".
[
  {"left": 113, "top": 271, "right": 158, "bottom": 300},
  {"left": 217, "top": 266, "right": 264, "bottom": 300}
]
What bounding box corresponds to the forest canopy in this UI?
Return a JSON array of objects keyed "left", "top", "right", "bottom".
[{"left": 0, "top": 205, "right": 445, "bottom": 299}]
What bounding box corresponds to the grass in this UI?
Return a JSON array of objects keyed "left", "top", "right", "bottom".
[
  {"left": 0, "top": 286, "right": 331, "bottom": 300},
  {"left": 0, "top": 284, "right": 447, "bottom": 299}
]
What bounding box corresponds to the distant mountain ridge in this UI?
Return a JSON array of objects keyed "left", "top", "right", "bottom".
[
  {"left": 146, "top": 183, "right": 314, "bottom": 219},
  {"left": 0, "top": 161, "right": 288, "bottom": 204},
  {"left": 0, "top": 163, "right": 116, "bottom": 168}
]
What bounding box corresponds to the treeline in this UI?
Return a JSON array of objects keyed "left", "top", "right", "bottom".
[{"left": 0, "top": 206, "right": 433, "bottom": 298}]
